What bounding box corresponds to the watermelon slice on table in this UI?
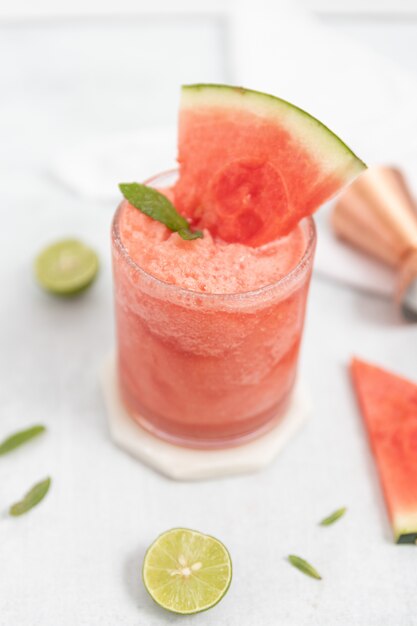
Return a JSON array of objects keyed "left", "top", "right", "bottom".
[
  {"left": 174, "top": 84, "right": 366, "bottom": 246},
  {"left": 350, "top": 357, "right": 417, "bottom": 544}
]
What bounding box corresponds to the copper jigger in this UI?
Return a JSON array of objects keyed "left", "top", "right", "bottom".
[{"left": 331, "top": 166, "right": 417, "bottom": 319}]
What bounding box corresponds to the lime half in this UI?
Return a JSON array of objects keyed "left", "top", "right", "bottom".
[
  {"left": 35, "top": 239, "right": 99, "bottom": 296},
  {"left": 142, "top": 528, "right": 232, "bottom": 615}
]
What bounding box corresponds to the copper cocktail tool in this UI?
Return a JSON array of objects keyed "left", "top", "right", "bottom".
[{"left": 331, "top": 166, "right": 417, "bottom": 319}]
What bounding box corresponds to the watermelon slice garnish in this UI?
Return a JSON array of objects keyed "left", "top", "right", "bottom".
[
  {"left": 174, "top": 84, "right": 366, "bottom": 246},
  {"left": 350, "top": 357, "right": 417, "bottom": 544}
]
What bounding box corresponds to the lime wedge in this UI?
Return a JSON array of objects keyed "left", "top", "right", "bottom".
[
  {"left": 35, "top": 239, "right": 99, "bottom": 296},
  {"left": 142, "top": 528, "right": 232, "bottom": 615}
]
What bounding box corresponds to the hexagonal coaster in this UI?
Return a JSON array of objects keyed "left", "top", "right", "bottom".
[{"left": 101, "top": 355, "right": 311, "bottom": 481}]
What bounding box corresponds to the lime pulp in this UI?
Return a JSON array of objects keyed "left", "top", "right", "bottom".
[
  {"left": 142, "top": 528, "right": 232, "bottom": 614},
  {"left": 35, "top": 239, "right": 99, "bottom": 296}
]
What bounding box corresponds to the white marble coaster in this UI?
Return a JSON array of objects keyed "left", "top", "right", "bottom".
[{"left": 101, "top": 355, "right": 311, "bottom": 481}]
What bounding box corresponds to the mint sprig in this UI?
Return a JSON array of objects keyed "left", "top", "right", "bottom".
[
  {"left": 319, "top": 506, "right": 347, "bottom": 526},
  {"left": 288, "top": 555, "right": 322, "bottom": 580},
  {"left": 119, "top": 183, "right": 203, "bottom": 241},
  {"left": 9, "top": 477, "right": 51, "bottom": 517},
  {"left": 0, "top": 425, "right": 46, "bottom": 456}
]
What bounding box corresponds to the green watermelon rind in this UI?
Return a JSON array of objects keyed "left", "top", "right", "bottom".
[
  {"left": 397, "top": 532, "right": 417, "bottom": 545},
  {"left": 181, "top": 83, "right": 366, "bottom": 185},
  {"left": 350, "top": 358, "right": 417, "bottom": 546},
  {"left": 394, "top": 512, "right": 417, "bottom": 544}
]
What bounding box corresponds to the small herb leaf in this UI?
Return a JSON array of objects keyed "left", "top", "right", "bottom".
[
  {"left": 119, "top": 183, "right": 203, "bottom": 240},
  {"left": 320, "top": 507, "right": 347, "bottom": 526},
  {"left": 9, "top": 477, "right": 51, "bottom": 517},
  {"left": 0, "top": 425, "right": 46, "bottom": 456},
  {"left": 288, "top": 555, "right": 322, "bottom": 580},
  {"left": 177, "top": 228, "right": 204, "bottom": 241}
]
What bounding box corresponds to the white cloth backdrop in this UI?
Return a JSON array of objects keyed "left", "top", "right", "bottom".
[
  {"left": 1, "top": 3, "right": 417, "bottom": 626},
  {"left": 52, "top": 0, "right": 417, "bottom": 296}
]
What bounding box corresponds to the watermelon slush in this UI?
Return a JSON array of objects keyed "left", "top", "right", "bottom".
[{"left": 112, "top": 171, "right": 316, "bottom": 448}]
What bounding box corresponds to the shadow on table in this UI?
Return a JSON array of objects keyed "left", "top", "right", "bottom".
[
  {"left": 122, "top": 544, "right": 181, "bottom": 622},
  {"left": 311, "top": 274, "right": 406, "bottom": 328},
  {"left": 354, "top": 292, "right": 405, "bottom": 327}
]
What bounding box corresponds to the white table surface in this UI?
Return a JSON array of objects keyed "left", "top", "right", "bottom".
[{"left": 1, "top": 9, "right": 417, "bottom": 626}]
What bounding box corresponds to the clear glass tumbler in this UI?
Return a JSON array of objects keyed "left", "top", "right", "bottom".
[{"left": 112, "top": 170, "right": 316, "bottom": 448}]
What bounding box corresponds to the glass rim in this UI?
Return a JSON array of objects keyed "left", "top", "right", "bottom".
[{"left": 112, "top": 169, "right": 317, "bottom": 302}]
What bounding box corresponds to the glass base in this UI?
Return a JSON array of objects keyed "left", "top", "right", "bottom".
[
  {"left": 120, "top": 384, "right": 294, "bottom": 450},
  {"left": 101, "top": 354, "right": 311, "bottom": 480}
]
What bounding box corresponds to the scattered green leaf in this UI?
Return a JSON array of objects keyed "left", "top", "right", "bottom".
[
  {"left": 119, "top": 183, "right": 203, "bottom": 241},
  {"left": 0, "top": 425, "right": 46, "bottom": 456},
  {"left": 9, "top": 477, "right": 51, "bottom": 517},
  {"left": 288, "top": 555, "right": 322, "bottom": 580},
  {"left": 320, "top": 507, "right": 347, "bottom": 526}
]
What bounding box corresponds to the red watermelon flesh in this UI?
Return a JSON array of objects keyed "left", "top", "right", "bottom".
[
  {"left": 350, "top": 357, "right": 417, "bottom": 543},
  {"left": 174, "top": 85, "right": 366, "bottom": 246}
]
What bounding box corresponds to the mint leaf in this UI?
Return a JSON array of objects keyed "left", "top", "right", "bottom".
[
  {"left": 319, "top": 507, "right": 347, "bottom": 526},
  {"left": 0, "top": 425, "right": 46, "bottom": 456},
  {"left": 177, "top": 228, "right": 203, "bottom": 240},
  {"left": 288, "top": 555, "right": 322, "bottom": 580},
  {"left": 119, "top": 183, "right": 203, "bottom": 240},
  {"left": 9, "top": 477, "right": 51, "bottom": 516}
]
